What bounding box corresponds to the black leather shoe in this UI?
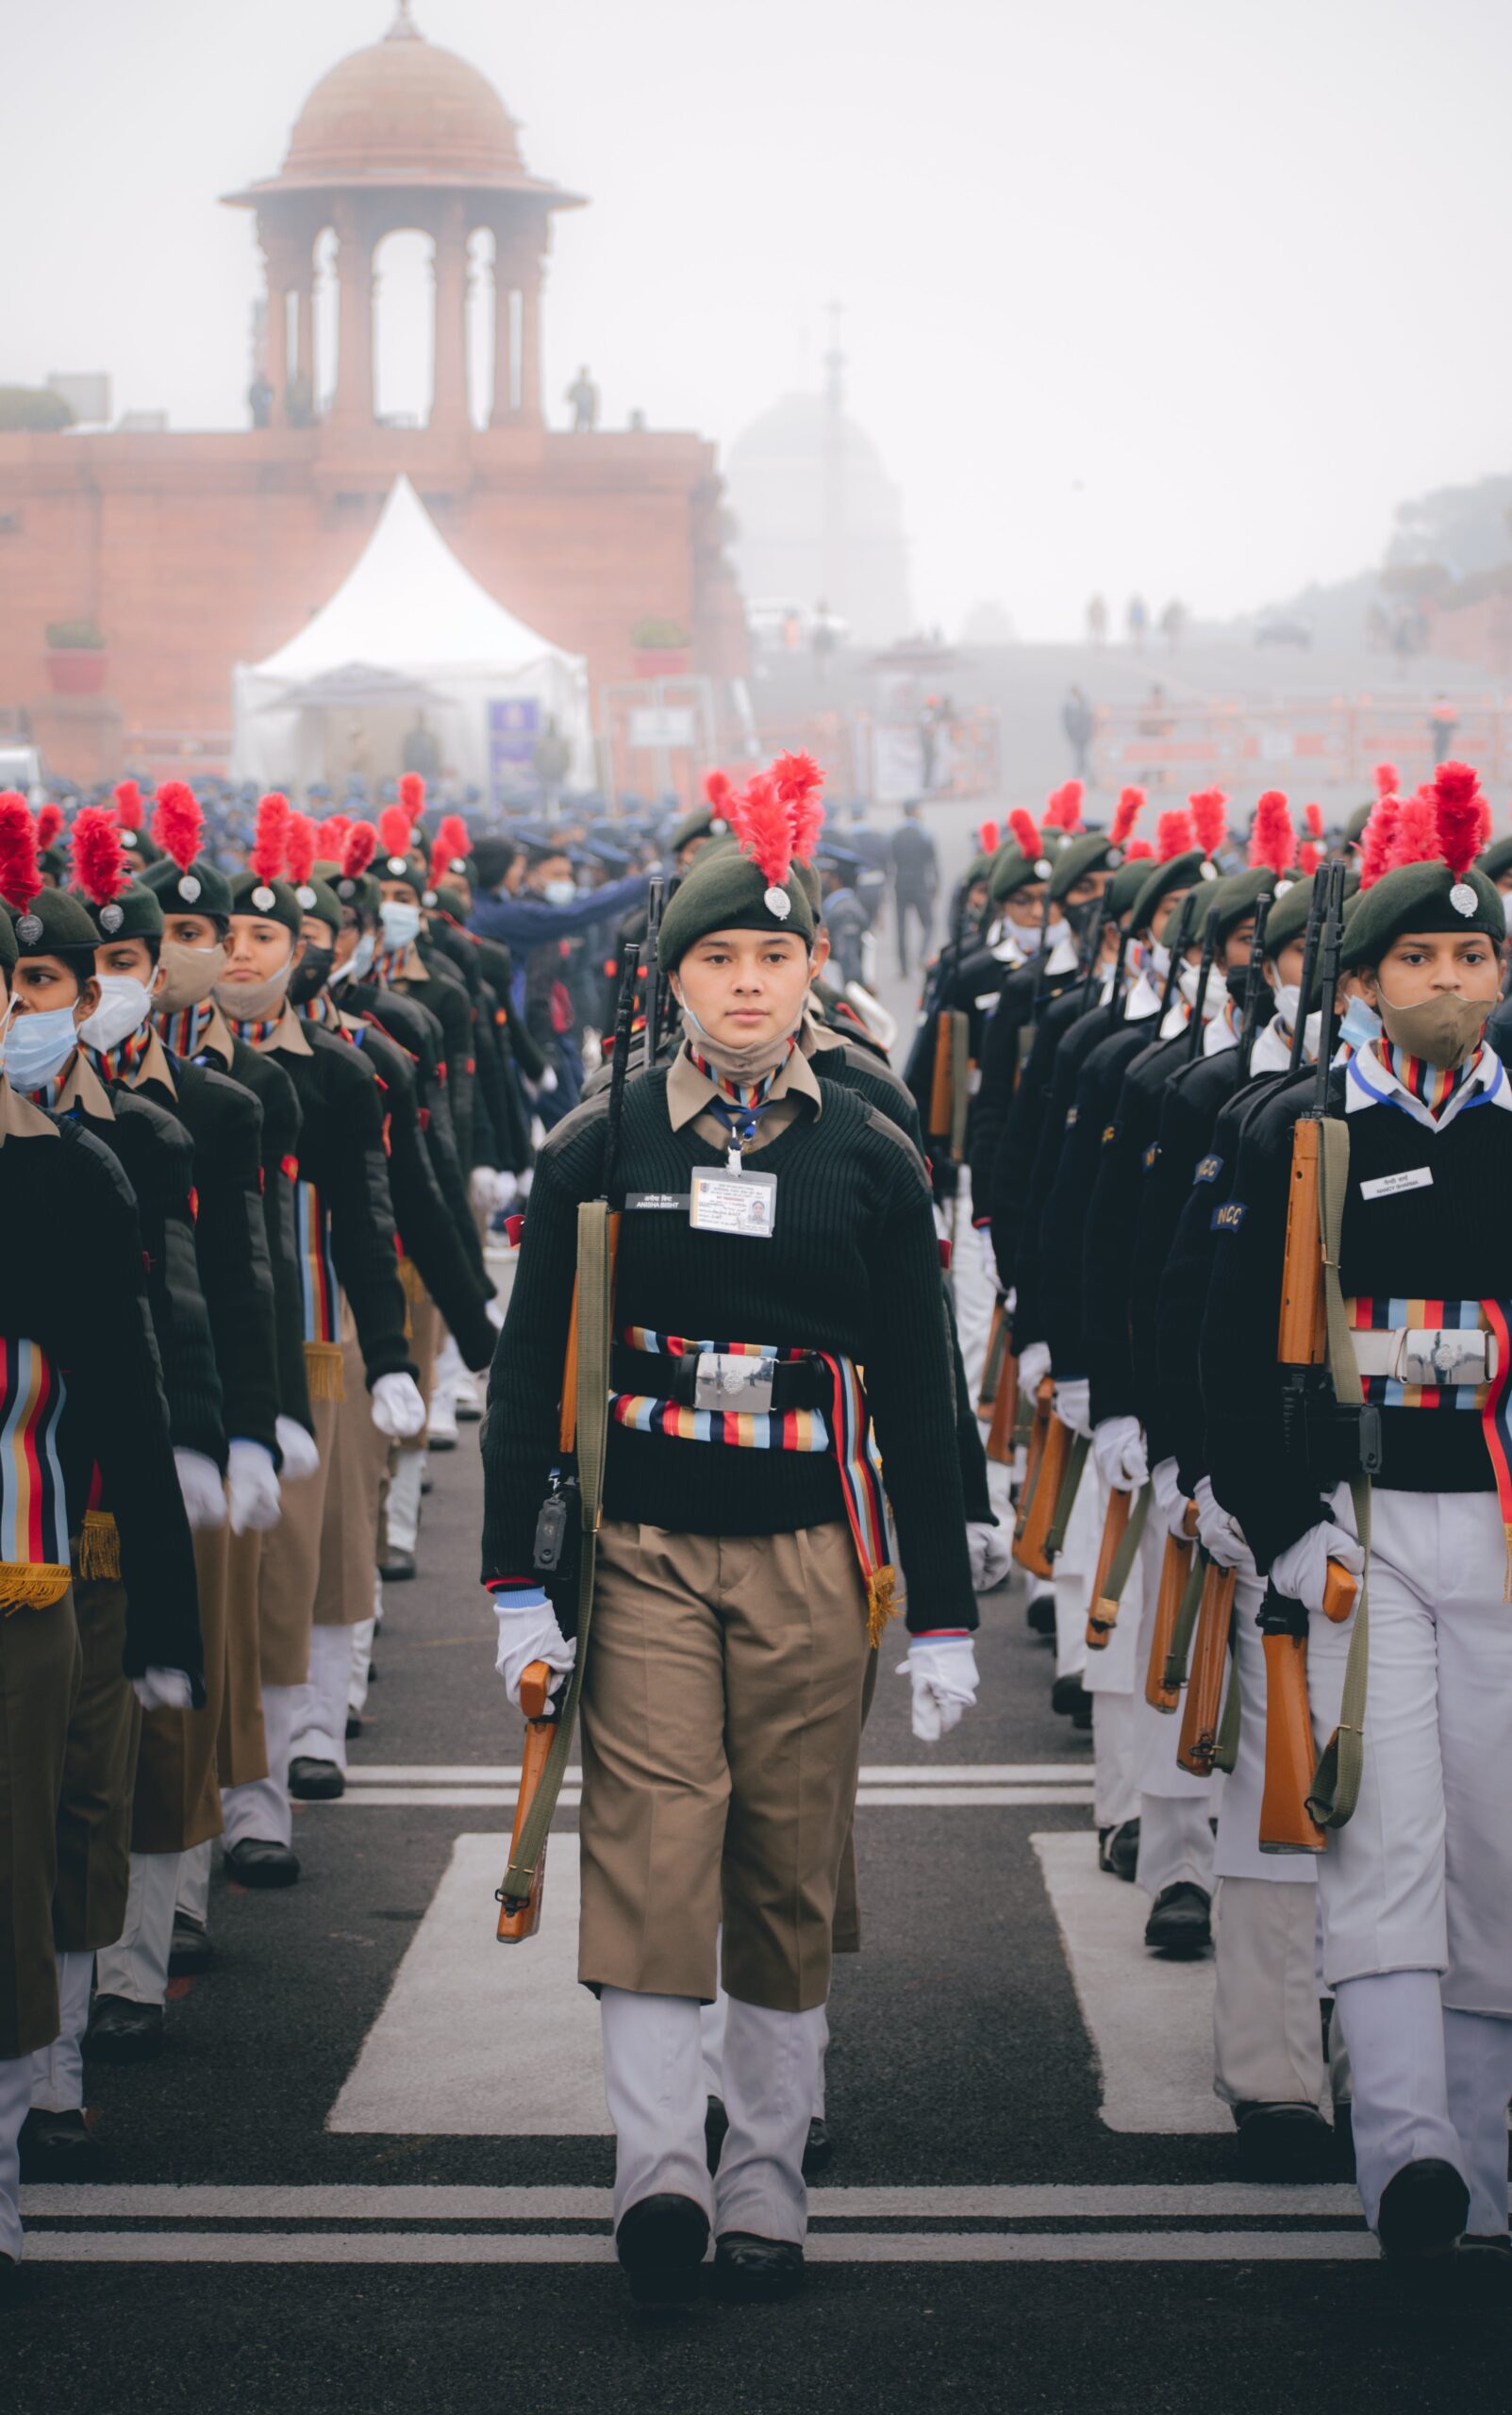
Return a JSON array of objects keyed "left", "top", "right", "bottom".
[
  {"left": 289, "top": 1757, "right": 345, "bottom": 1801},
  {"left": 84, "top": 1995, "right": 163, "bottom": 2062},
  {"left": 345, "top": 1714, "right": 363, "bottom": 1741},
  {"left": 714, "top": 2233, "right": 805, "bottom": 2303},
  {"left": 615, "top": 2191, "right": 709, "bottom": 2307},
  {"left": 802, "top": 2115, "right": 833, "bottom": 2174},
  {"left": 705, "top": 2094, "right": 729, "bottom": 2174},
  {"left": 1051, "top": 1674, "right": 1088, "bottom": 1718},
  {"left": 19, "top": 2107, "right": 105, "bottom": 2181},
  {"left": 0, "top": 2252, "right": 17, "bottom": 2307},
  {"left": 1233, "top": 2101, "right": 1335, "bottom": 2180},
  {"left": 379, "top": 1548, "right": 415, "bottom": 1581},
  {"left": 168, "top": 1913, "right": 212, "bottom": 1978},
  {"left": 1072, "top": 1690, "right": 1093, "bottom": 1730},
  {"left": 1143, "top": 1881, "right": 1212, "bottom": 1957},
  {"left": 1027, "top": 1594, "right": 1056, "bottom": 1637},
  {"left": 224, "top": 1838, "right": 300, "bottom": 1889},
  {"left": 1098, "top": 1819, "right": 1140, "bottom": 1882},
  {"left": 1377, "top": 2158, "right": 1470, "bottom": 2260}
]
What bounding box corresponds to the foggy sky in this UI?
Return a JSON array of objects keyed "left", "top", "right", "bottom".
[{"left": 6, "top": 0, "right": 1510, "bottom": 639}]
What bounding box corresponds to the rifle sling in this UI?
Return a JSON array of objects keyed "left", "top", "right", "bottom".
[
  {"left": 1306, "top": 1113, "right": 1371, "bottom": 1831},
  {"left": 948, "top": 1010, "right": 972, "bottom": 1159},
  {"left": 1044, "top": 1432, "right": 1090, "bottom": 1559},
  {"left": 1099, "top": 1480, "right": 1152, "bottom": 1607},
  {"left": 1163, "top": 1543, "right": 1210, "bottom": 1690},
  {"left": 501, "top": 1200, "right": 613, "bottom": 1901}
]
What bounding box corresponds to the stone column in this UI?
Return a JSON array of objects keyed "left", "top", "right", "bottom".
[
  {"left": 294, "top": 280, "right": 315, "bottom": 407},
  {"left": 259, "top": 236, "right": 291, "bottom": 425},
  {"left": 332, "top": 200, "right": 374, "bottom": 427},
  {"left": 430, "top": 202, "right": 470, "bottom": 431},
  {"left": 489, "top": 242, "right": 516, "bottom": 426},
  {"left": 517, "top": 259, "right": 543, "bottom": 426}
]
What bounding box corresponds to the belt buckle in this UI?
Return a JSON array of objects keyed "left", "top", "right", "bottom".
[
  {"left": 1399, "top": 1328, "right": 1489, "bottom": 1389},
  {"left": 694, "top": 1351, "right": 777, "bottom": 1413}
]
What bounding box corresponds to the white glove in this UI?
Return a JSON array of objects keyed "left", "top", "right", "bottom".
[
  {"left": 469, "top": 1166, "right": 501, "bottom": 1215},
  {"left": 371, "top": 1372, "right": 427, "bottom": 1440},
  {"left": 227, "top": 1439, "right": 282, "bottom": 1536},
  {"left": 1093, "top": 1415, "right": 1148, "bottom": 1491},
  {"left": 490, "top": 1585, "right": 576, "bottom": 1707},
  {"left": 1269, "top": 1519, "right": 1364, "bottom": 1615},
  {"left": 1053, "top": 1376, "right": 1092, "bottom": 1439},
  {"left": 896, "top": 1636, "right": 979, "bottom": 1742},
  {"left": 537, "top": 1066, "right": 559, "bottom": 1095},
  {"left": 493, "top": 1170, "right": 519, "bottom": 1213},
  {"left": 174, "top": 1448, "right": 225, "bottom": 1532},
  {"left": 1017, "top": 1340, "right": 1051, "bottom": 1397},
  {"left": 1194, "top": 1474, "right": 1248, "bottom": 1570},
  {"left": 966, "top": 1520, "right": 1012, "bottom": 1591},
  {"left": 132, "top": 1667, "right": 193, "bottom": 1712},
  {"left": 515, "top": 1167, "right": 534, "bottom": 1200},
  {"left": 486, "top": 1295, "right": 507, "bottom": 1330},
  {"left": 1151, "top": 1455, "right": 1189, "bottom": 1541},
  {"left": 275, "top": 1415, "right": 321, "bottom": 1484}
]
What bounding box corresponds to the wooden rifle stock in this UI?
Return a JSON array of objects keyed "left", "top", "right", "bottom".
[
  {"left": 986, "top": 1350, "right": 1019, "bottom": 1465},
  {"left": 1085, "top": 1487, "right": 1133, "bottom": 1649},
  {"left": 496, "top": 1663, "right": 558, "bottom": 1941},
  {"left": 1013, "top": 1378, "right": 1054, "bottom": 1542},
  {"left": 1276, "top": 1116, "right": 1327, "bottom": 1369},
  {"left": 927, "top": 1011, "right": 955, "bottom": 1141},
  {"left": 1176, "top": 1560, "right": 1237, "bottom": 1775},
  {"left": 1015, "top": 1410, "right": 1072, "bottom": 1580},
  {"left": 977, "top": 1301, "right": 1006, "bottom": 1415},
  {"left": 1322, "top": 1559, "right": 1358, "bottom": 1622},
  {"left": 1258, "top": 1628, "right": 1326, "bottom": 1856},
  {"left": 1144, "top": 1531, "right": 1194, "bottom": 1709}
]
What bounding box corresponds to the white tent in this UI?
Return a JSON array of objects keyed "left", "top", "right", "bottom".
[{"left": 231, "top": 475, "right": 592, "bottom": 794}]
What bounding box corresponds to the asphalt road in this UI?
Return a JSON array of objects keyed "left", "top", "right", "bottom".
[{"left": 4, "top": 1414, "right": 1508, "bottom": 2412}]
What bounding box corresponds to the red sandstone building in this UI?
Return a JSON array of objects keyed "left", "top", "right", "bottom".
[{"left": 0, "top": 8, "right": 745, "bottom": 788}]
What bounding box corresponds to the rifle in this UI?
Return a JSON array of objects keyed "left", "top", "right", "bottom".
[
  {"left": 985, "top": 1344, "right": 1019, "bottom": 1465},
  {"left": 1256, "top": 1587, "right": 1326, "bottom": 1855},
  {"left": 1085, "top": 1480, "right": 1152, "bottom": 1648},
  {"left": 1014, "top": 1395, "right": 1088, "bottom": 1581},
  {"left": 495, "top": 948, "right": 639, "bottom": 1940},
  {"left": 1236, "top": 891, "right": 1271, "bottom": 1079},
  {"left": 1183, "top": 901, "right": 1221, "bottom": 1061},
  {"left": 1175, "top": 1555, "right": 1237, "bottom": 1776},
  {"left": 641, "top": 876, "right": 665, "bottom": 1073},
  {"left": 976, "top": 1299, "right": 1007, "bottom": 1415},
  {"left": 1143, "top": 1506, "right": 1198, "bottom": 1709},
  {"left": 927, "top": 879, "right": 972, "bottom": 1156}
]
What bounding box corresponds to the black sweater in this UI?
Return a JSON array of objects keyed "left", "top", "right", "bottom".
[
  {"left": 1081, "top": 1027, "right": 1194, "bottom": 1425},
  {"left": 482, "top": 1070, "right": 976, "bottom": 1632},
  {"left": 995, "top": 997, "right": 1121, "bottom": 1311}
]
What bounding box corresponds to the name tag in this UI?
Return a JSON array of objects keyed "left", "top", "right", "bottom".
[
  {"left": 1360, "top": 1167, "right": 1433, "bottom": 1202},
  {"left": 690, "top": 1167, "right": 777, "bottom": 1239},
  {"left": 627, "top": 1191, "right": 690, "bottom": 1211}
]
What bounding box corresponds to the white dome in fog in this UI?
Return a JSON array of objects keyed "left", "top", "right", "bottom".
[{"left": 724, "top": 389, "right": 912, "bottom": 648}]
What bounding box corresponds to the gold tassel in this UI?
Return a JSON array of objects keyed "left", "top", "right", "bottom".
[
  {"left": 304, "top": 1341, "right": 346, "bottom": 1402},
  {"left": 396, "top": 1256, "right": 428, "bottom": 1309},
  {"left": 0, "top": 1560, "right": 72, "bottom": 1614},
  {"left": 76, "top": 1509, "right": 121, "bottom": 1581},
  {"left": 866, "top": 1563, "right": 899, "bottom": 1649}
]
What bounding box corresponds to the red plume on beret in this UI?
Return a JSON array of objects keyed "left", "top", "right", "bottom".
[
  {"left": 398, "top": 772, "right": 425, "bottom": 825},
  {"left": 1304, "top": 802, "right": 1324, "bottom": 839},
  {"left": 705, "top": 769, "right": 733, "bottom": 814},
  {"left": 977, "top": 820, "right": 1000, "bottom": 858},
  {"left": 1188, "top": 789, "right": 1227, "bottom": 859},
  {"left": 730, "top": 768, "right": 796, "bottom": 891},
  {"left": 152, "top": 780, "right": 203, "bottom": 873},
  {"left": 285, "top": 812, "right": 318, "bottom": 891},
  {"left": 112, "top": 779, "right": 143, "bottom": 832},
  {"left": 36, "top": 802, "right": 63, "bottom": 852},
  {"left": 1156, "top": 808, "right": 1195, "bottom": 862},
  {"left": 1109, "top": 787, "right": 1144, "bottom": 850},
  {"left": 1298, "top": 841, "right": 1323, "bottom": 876},
  {"left": 773, "top": 753, "right": 825, "bottom": 864},
  {"left": 252, "top": 792, "right": 291, "bottom": 888},
  {"left": 1433, "top": 759, "right": 1485, "bottom": 880},
  {"left": 1374, "top": 762, "right": 1399, "bottom": 800},
  {"left": 71, "top": 805, "right": 129, "bottom": 906},
  {"left": 1391, "top": 789, "right": 1442, "bottom": 872},
  {"left": 1043, "top": 782, "right": 1084, "bottom": 834},
  {"left": 377, "top": 805, "right": 415, "bottom": 861},
  {"left": 317, "top": 814, "right": 352, "bottom": 857},
  {"left": 1358, "top": 797, "right": 1400, "bottom": 890},
  {"left": 431, "top": 814, "right": 472, "bottom": 882},
  {"left": 1123, "top": 839, "right": 1155, "bottom": 860},
  {"left": 1007, "top": 808, "right": 1040, "bottom": 860},
  {"left": 1248, "top": 790, "right": 1295, "bottom": 875},
  {"left": 0, "top": 793, "right": 41, "bottom": 911},
  {"left": 343, "top": 822, "right": 378, "bottom": 881}
]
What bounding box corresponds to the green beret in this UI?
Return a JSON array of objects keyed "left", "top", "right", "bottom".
[
  {"left": 671, "top": 804, "right": 730, "bottom": 856},
  {"left": 141, "top": 852, "right": 233, "bottom": 920},
  {"left": 1105, "top": 857, "right": 1155, "bottom": 920},
  {"left": 1479, "top": 836, "right": 1512, "bottom": 885},
  {"left": 315, "top": 858, "right": 381, "bottom": 922},
  {"left": 228, "top": 868, "right": 304, "bottom": 939},
  {"left": 296, "top": 874, "right": 342, "bottom": 936},
  {"left": 0, "top": 911, "right": 17, "bottom": 973},
  {"left": 793, "top": 860, "right": 822, "bottom": 913},
  {"left": 657, "top": 844, "right": 814, "bottom": 971},
  {"left": 1048, "top": 833, "right": 1115, "bottom": 903},
  {"left": 1129, "top": 847, "right": 1205, "bottom": 935},
  {"left": 7, "top": 887, "right": 100, "bottom": 958},
  {"left": 1203, "top": 866, "right": 1277, "bottom": 944},
  {"left": 988, "top": 846, "right": 1043, "bottom": 906},
  {"left": 1339, "top": 860, "right": 1504, "bottom": 972},
  {"left": 1345, "top": 802, "right": 1373, "bottom": 846},
  {"left": 77, "top": 879, "right": 164, "bottom": 945},
  {"left": 1260, "top": 865, "right": 1362, "bottom": 960}
]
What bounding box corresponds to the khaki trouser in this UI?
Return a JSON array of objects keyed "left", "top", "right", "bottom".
[
  {"left": 53, "top": 1572, "right": 140, "bottom": 1955},
  {"left": 132, "top": 1519, "right": 227, "bottom": 1856},
  {"left": 313, "top": 1331, "right": 387, "bottom": 1629},
  {"left": 580, "top": 1519, "right": 872, "bottom": 2013},
  {"left": 406, "top": 1286, "right": 440, "bottom": 1419},
  {"left": 257, "top": 1390, "right": 340, "bottom": 1688},
  {"left": 0, "top": 1588, "right": 80, "bottom": 2056},
  {"left": 216, "top": 1525, "right": 270, "bottom": 1790}
]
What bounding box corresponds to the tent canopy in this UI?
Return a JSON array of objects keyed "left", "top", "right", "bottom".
[{"left": 232, "top": 475, "right": 592, "bottom": 793}]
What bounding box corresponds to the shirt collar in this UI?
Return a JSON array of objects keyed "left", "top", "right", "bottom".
[
  {"left": 0, "top": 1078, "right": 58, "bottom": 1143},
  {"left": 666, "top": 1039, "right": 822, "bottom": 1132},
  {"left": 55, "top": 1052, "right": 114, "bottom": 1120},
  {"left": 1346, "top": 1038, "right": 1510, "bottom": 1131}
]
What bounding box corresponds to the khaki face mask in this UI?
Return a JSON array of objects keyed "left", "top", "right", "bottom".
[
  {"left": 155, "top": 940, "right": 226, "bottom": 1013},
  {"left": 1376, "top": 988, "right": 1489, "bottom": 1072}
]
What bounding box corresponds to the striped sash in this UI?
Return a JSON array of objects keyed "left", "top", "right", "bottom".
[
  {"left": 0, "top": 1339, "right": 71, "bottom": 1610},
  {"left": 293, "top": 1178, "right": 341, "bottom": 1346}
]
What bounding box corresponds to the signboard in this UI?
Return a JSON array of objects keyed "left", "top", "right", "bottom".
[
  {"left": 488, "top": 697, "right": 540, "bottom": 795},
  {"left": 628, "top": 706, "right": 696, "bottom": 751}
]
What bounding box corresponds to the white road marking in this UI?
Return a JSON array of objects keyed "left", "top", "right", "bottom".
[
  {"left": 21, "top": 2230, "right": 1379, "bottom": 2265},
  {"left": 346, "top": 1763, "right": 1093, "bottom": 1786},
  {"left": 20, "top": 2182, "right": 1373, "bottom": 2220},
  {"left": 1032, "top": 1830, "right": 1232, "bottom": 2136},
  {"left": 326, "top": 1834, "right": 606, "bottom": 2136},
  {"left": 336, "top": 1786, "right": 1094, "bottom": 1809}
]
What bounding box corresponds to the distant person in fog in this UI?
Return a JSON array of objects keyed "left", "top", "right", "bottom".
[
  {"left": 1062, "top": 684, "right": 1096, "bottom": 780},
  {"left": 889, "top": 797, "right": 939, "bottom": 975}
]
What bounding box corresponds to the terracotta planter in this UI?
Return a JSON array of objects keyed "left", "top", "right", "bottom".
[
  {"left": 45, "top": 648, "right": 108, "bottom": 696},
  {"left": 632, "top": 647, "right": 690, "bottom": 680}
]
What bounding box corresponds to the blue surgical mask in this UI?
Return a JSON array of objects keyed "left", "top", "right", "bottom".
[
  {"left": 1, "top": 1003, "right": 79, "bottom": 1091},
  {"left": 379, "top": 902, "right": 422, "bottom": 952},
  {"left": 1338, "top": 996, "right": 1383, "bottom": 1052}
]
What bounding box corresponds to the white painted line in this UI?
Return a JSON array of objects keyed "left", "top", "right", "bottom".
[
  {"left": 20, "top": 2182, "right": 1371, "bottom": 2221},
  {"left": 346, "top": 1763, "right": 1092, "bottom": 1787},
  {"left": 340, "top": 1790, "right": 584, "bottom": 1808},
  {"left": 326, "top": 1834, "right": 606, "bottom": 2136},
  {"left": 1032, "top": 1830, "right": 1230, "bottom": 2136},
  {"left": 335, "top": 1786, "right": 1093, "bottom": 1810},
  {"left": 21, "top": 2230, "right": 1380, "bottom": 2265}
]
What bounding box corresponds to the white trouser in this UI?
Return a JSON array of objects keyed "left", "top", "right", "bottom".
[
  {"left": 290, "top": 1623, "right": 354, "bottom": 1771},
  {"left": 433, "top": 1331, "right": 465, "bottom": 1404},
  {"left": 1216, "top": 1562, "right": 1319, "bottom": 1886},
  {"left": 1444, "top": 2007, "right": 1512, "bottom": 2239},
  {"left": 93, "top": 1852, "right": 180, "bottom": 2009},
  {"left": 1137, "top": 1796, "right": 1215, "bottom": 1899},
  {"left": 1308, "top": 1489, "right": 1512, "bottom": 2003},
  {"left": 949, "top": 1203, "right": 996, "bottom": 1401},
  {"left": 29, "top": 1948, "right": 94, "bottom": 2114},
  {"left": 1333, "top": 1972, "right": 1468, "bottom": 2232},
  {"left": 348, "top": 1615, "right": 376, "bottom": 1718},
  {"left": 176, "top": 1840, "right": 212, "bottom": 1927},
  {"left": 1212, "top": 1878, "right": 1327, "bottom": 2109},
  {"left": 0, "top": 2052, "right": 31, "bottom": 2261},
  {"left": 221, "top": 1681, "right": 300, "bottom": 1850},
  {"left": 602, "top": 1989, "right": 713, "bottom": 2229},
  {"left": 1080, "top": 1471, "right": 1139, "bottom": 1697},
  {"left": 385, "top": 1446, "right": 424, "bottom": 1556},
  {"left": 1050, "top": 1457, "right": 1106, "bottom": 1684},
  {"left": 702, "top": 1987, "right": 829, "bottom": 2121},
  {"left": 1093, "top": 1693, "right": 1139, "bottom": 1828}
]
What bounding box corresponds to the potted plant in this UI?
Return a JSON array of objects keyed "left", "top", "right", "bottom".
[
  {"left": 631, "top": 616, "right": 691, "bottom": 679},
  {"left": 44, "top": 619, "right": 108, "bottom": 696}
]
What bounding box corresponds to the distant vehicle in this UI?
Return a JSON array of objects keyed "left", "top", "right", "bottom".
[
  {"left": 0, "top": 741, "right": 42, "bottom": 793},
  {"left": 1254, "top": 613, "right": 1314, "bottom": 650}
]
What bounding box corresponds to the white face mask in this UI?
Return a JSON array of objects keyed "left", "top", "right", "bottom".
[
  {"left": 379, "top": 901, "right": 422, "bottom": 953},
  {"left": 79, "top": 973, "right": 154, "bottom": 1052},
  {"left": 542, "top": 878, "right": 575, "bottom": 907},
  {"left": 0, "top": 1001, "right": 79, "bottom": 1091},
  {"left": 1013, "top": 918, "right": 1043, "bottom": 957},
  {"left": 1502, "top": 891, "right": 1512, "bottom": 935},
  {"left": 1271, "top": 980, "right": 1302, "bottom": 1030}
]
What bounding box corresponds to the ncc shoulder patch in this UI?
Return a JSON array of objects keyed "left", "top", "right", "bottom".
[
  {"left": 1211, "top": 1199, "right": 1246, "bottom": 1232},
  {"left": 1065, "top": 1105, "right": 1079, "bottom": 1127},
  {"left": 1194, "top": 1154, "right": 1223, "bottom": 1184},
  {"left": 1101, "top": 1121, "right": 1120, "bottom": 1146},
  {"left": 1141, "top": 1141, "right": 1160, "bottom": 1172}
]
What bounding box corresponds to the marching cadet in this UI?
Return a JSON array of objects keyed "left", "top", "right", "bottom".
[
  {"left": 210, "top": 795, "right": 425, "bottom": 1886},
  {"left": 1201, "top": 763, "right": 1512, "bottom": 2272},
  {"left": 483, "top": 759, "right": 976, "bottom": 2308}
]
